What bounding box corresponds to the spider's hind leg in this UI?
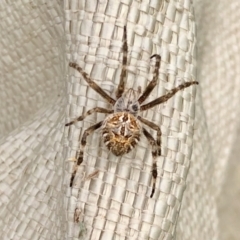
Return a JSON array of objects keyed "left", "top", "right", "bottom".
[
  {"left": 138, "top": 116, "right": 161, "bottom": 156},
  {"left": 142, "top": 127, "right": 159, "bottom": 198},
  {"left": 70, "top": 121, "right": 103, "bottom": 187}
]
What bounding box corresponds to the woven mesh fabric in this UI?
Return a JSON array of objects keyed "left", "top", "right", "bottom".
[{"left": 1, "top": 0, "right": 238, "bottom": 240}]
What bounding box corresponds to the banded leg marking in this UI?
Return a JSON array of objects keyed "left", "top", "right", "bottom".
[
  {"left": 70, "top": 121, "right": 103, "bottom": 187},
  {"left": 142, "top": 127, "right": 158, "bottom": 198}
]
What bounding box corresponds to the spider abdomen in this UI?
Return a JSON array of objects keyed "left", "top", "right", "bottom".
[{"left": 102, "top": 112, "right": 141, "bottom": 156}]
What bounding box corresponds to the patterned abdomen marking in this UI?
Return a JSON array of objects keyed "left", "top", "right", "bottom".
[{"left": 102, "top": 112, "right": 141, "bottom": 156}]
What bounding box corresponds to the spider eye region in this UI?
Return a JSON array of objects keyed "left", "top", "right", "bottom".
[
  {"left": 114, "top": 88, "right": 140, "bottom": 114},
  {"left": 131, "top": 104, "right": 138, "bottom": 112},
  {"left": 114, "top": 95, "right": 140, "bottom": 115}
]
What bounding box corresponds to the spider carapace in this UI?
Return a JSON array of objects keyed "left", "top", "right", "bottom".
[{"left": 66, "top": 26, "right": 198, "bottom": 198}]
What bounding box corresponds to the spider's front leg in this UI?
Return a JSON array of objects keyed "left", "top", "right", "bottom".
[
  {"left": 65, "top": 107, "right": 113, "bottom": 126},
  {"left": 69, "top": 62, "right": 116, "bottom": 105},
  {"left": 140, "top": 81, "right": 199, "bottom": 111},
  {"left": 70, "top": 121, "right": 103, "bottom": 187},
  {"left": 142, "top": 127, "right": 159, "bottom": 198},
  {"left": 116, "top": 26, "right": 128, "bottom": 99},
  {"left": 138, "top": 54, "right": 161, "bottom": 104}
]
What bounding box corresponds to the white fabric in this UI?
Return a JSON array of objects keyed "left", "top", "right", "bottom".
[{"left": 0, "top": 0, "right": 238, "bottom": 239}]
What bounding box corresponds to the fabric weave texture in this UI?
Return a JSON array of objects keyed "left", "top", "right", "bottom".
[{"left": 1, "top": 0, "right": 238, "bottom": 240}]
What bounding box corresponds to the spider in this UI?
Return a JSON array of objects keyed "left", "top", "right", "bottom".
[{"left": 66, "top": 26, "right": 198, "bottom": 198}]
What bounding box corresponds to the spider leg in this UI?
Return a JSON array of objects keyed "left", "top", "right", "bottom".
[
  {"left": 65, "top": 107, "right": 113, "bottom": 126},
  {"left": 142, "top": 127, "right": 158, "bottom": 198},
  {"left": 138, "top": 54, "right": 161, "bottom": 104},
  {"left": 70, "top": 121, "right": 103, "bottom": 187},
  {"left": 116, "top": 26, "right": 128, "bottom": 99},
  {"left": 69, "top": 62, "right": 116, "bottom": 105},
  {"left": 140, "top": 81, "right": 199, "bottom": 111},
  {"left": 138, "top": 116, "right": 161, "bottom": 156}
]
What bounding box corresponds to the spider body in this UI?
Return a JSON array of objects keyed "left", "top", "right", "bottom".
[
  {"left": 66, "top": 26, "right": 198, "bottom": 197},
  {"left": 102, "top": 112, "right": 141, "bottom": 156},
  {"left": 103, "top": 88, "right": 141, "bottom": 155}
]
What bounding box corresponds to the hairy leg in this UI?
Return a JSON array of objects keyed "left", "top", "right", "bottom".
[
  {"left": 138, "top": 54, "right": 161, "bottom": 104},
  {"left": 140, "top": 81, "right": 199, "bottom": 111},
  {"left": 65, "top": 107, "right": 113, "bottom": 126},
  {"left": 116, "top": 26, "right": 128, "bottom": 99},
  {"left": 69, "top": 62, "right": 116, "bottom": 105},
  {"left": 138, "top": 116, "right": 161, "bottom": 156},
  {"left": 142, "top": 127, "right": 158, "bottom": 198},
  {"left": 70, "top": 121, "right": 103, "bottom": 187}
]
